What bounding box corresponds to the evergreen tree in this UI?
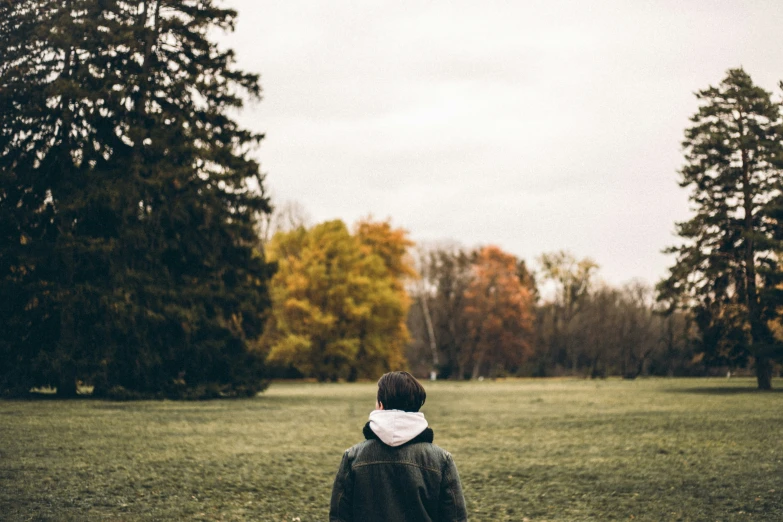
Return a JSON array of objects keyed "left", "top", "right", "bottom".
[
  {"left": 659, "top": 68, "right": 783, "bottom": 390},
  {"left": 0, "top": 0, "right": 273, "bottom": 398}
]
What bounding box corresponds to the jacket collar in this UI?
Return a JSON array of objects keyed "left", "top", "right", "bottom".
[{"left": 363, "top": 422, "right": 434, "bottom": 446}]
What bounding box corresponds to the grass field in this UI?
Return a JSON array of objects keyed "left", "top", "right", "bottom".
[{"left": 1, "top": 378, "right": 782, "bottom": 521}]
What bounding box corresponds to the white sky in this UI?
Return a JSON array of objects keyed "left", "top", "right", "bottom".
[{"left": 220, "top": 0, "right": 783, "bottom": 286}]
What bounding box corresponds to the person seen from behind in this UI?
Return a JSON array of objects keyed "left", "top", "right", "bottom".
[{"left": 329, "top": 371, "right": 468, "bottom": 521}]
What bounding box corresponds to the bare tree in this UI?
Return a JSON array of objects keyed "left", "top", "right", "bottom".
[{"left": 257, "top": 199, "right": 312, "bottom": 244}]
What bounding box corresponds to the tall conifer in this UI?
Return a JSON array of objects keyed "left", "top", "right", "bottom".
[
  {"left": 0, "top": 1, "right": 273, "bottom": 397},
  {"left": 659, "top": 68, "right": 783, "bottom": 390}
]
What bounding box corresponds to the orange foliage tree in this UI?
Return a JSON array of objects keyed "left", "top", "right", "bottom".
[{"left": 462, "top": 246, "right": 534, "bottom": 379}]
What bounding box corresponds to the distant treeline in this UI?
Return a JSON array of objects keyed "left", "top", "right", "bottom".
[
  {"left": 260, "top": 221, "right": 701, "bottom": 383},
  {"left": 405, "top": 247, "right": 697, "bottom": 381},
  {"left": 263, "top": 69, "right": 783, "bottom": 389}
]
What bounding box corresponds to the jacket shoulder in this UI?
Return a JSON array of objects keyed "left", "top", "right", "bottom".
[
  {"left": 428, "top": 443, "right": 455, "bottom": 465},
  {"left": 429, "top": 443, "right": 450, "bottom": 455},
  {"left": 344, "top": 439, "right": 375, "bottom": 458}
]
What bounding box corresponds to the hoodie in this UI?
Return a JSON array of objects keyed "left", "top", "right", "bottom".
[
  {"left": 330, "top": 411, "right": 468, "bottom": 521},
  {"left": 367, "top": 409, "right": 429, "bottom": 447}
]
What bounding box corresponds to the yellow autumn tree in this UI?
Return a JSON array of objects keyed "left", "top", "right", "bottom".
[{"left": 262, "top": 219, "right": 413, "bottom": 381}]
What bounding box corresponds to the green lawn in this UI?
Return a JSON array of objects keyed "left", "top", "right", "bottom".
[{"left": 1, "top": 378, "right": 782, "bottom": 521}]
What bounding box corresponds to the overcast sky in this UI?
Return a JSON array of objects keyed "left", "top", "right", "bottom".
[{"left": 219, "top": 0, "right": 783, "bottom": 286}]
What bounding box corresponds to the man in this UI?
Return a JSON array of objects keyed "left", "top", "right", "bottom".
[{"left": 329, "top": 371, "right": 468, "bottom": 522}]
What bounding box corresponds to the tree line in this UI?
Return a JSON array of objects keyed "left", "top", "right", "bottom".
[
  {"left": 2, "top": 2, "right": 782, "bottom": 397},
  {"left": 263, "top": 71, "right": 783, "bottom": 387},
  {"left": 406, "top": 68, "right": 783, "bottom": 389},
  {"left": 405, "top": 247, "right": 695, "bottom": 381}
]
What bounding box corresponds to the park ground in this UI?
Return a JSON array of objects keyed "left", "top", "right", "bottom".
[{"left": 1, "top": 378, "right": 782, "bottom": 521}]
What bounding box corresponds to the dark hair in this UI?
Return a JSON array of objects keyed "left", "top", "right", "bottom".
[{"left": 377, "top": 371, "right": 426, "bottom": 412}]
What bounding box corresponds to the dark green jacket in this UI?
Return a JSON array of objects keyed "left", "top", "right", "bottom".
[{"left": 329, "top": 423, "right": 468, "bottom": 522}]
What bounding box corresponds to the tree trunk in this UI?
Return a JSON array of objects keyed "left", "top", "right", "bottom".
[
  {"left": 740, "top": 142, "right": 770, "bottom": 390},
  {"left": 56, "top": 18, "right": 77, "bottom": 399},
  {"left": 420, "top": 295, "right": 439, "bottom": 369},
  {"left": 471, "top": 349, "right": 485, "bottom": 380},
  {"left": 56, "top": 364, "right": 78, "bottom": 398},
  {"left": 447, "top": 314, "right": 461, "bottom": 379},
  {"left": 756, "top": 356, "right": 772, "bottom": 390},
  {"left": 56, "top": 346, "right": 78, "bottom": 397},
  {"left": 588, "top": 356, "right": 602, "bottom": 379}
]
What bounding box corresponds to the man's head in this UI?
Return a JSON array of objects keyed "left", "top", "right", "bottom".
[{"left": 376, "top": 371, "right": 426, "bottom": 412}]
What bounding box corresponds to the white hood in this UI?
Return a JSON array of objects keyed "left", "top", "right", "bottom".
[{"left": 368, "top": 409, "right": 429, "bottom": 447}]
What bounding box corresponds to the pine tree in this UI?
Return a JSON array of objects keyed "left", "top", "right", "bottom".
[
  {"left": 659, "top": 68, "right": 783, "bottom": 390},
  {"left": 0, "top": 1, "right": 273, "bottom": 398}
]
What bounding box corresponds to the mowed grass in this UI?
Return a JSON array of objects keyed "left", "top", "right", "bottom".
[{"left": 1, "top": 379, "right": 782, "bottom": 521}]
